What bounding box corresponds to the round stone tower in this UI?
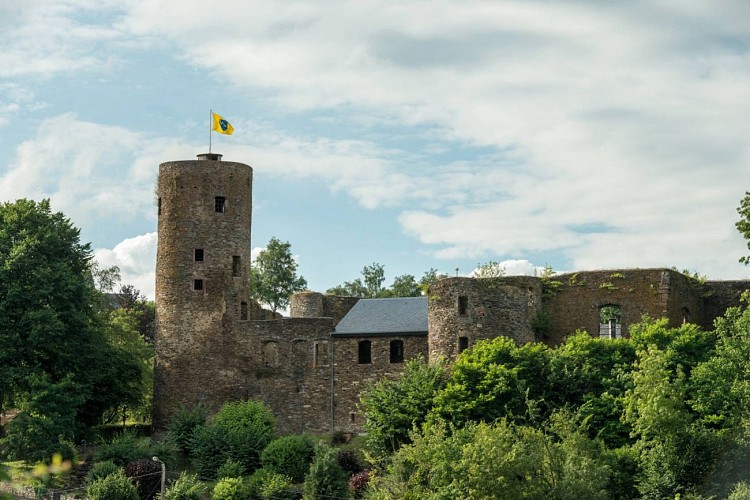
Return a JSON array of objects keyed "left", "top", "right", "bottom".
[{"left": 153, "top": 153, "right": 252, "bottom": 429}]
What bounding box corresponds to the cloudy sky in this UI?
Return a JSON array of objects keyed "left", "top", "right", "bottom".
[{"left": 1, "top": 0, "right": 749, "bottom": 300}]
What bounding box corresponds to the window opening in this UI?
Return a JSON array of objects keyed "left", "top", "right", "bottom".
[
  {"left": 350, "top": 412, "right": 356, "bottom": 423},
  {"left": 240, "top": 301, "right": 248, "bottom": 320},
  {"left": 157, "top": 197, "right": 161, "bottom": 215},
  {"left": 194, "top": 249, "right": 204, "bottom": 262},
  {"left": 193, "top": 279, "right": 204, "bottom": 291},
  {"left": 458, "top": 336, "right": 469, "bottom": 353},
  {"left": 390, "top": 340, "right": 404, "bottom": 363},
  {"left": 232, "top": 256, "right": 241, "bottom": 277},
  {"left": 599, "top": 305, "right": 622, "bottom": 339},
  {"left": 682, "top": 307, "right": 691, "bottom": 324},
  {"left": 214, "top": 196, "right": 226, "bottom": 213},
  {"left": 458, "top": 296, "right": 468, "bottom": 315},
  {"left": 358, "top": 340, "right": 372, "bottom": 364},
  {"left": 314, "top": 341, "right": 329, "bottom": 367}
]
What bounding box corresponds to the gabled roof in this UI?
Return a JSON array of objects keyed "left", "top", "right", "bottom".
[{"left": 332, "top": 296, "right": 428, "bottom": 337}]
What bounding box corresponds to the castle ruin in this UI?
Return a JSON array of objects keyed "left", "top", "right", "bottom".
[{"left": 153, "top": 154, "right": 750, "bottom": 434}]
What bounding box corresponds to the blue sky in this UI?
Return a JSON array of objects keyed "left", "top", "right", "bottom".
[{"left": 1, "top": 0, "right": 749, "bottom": 300}]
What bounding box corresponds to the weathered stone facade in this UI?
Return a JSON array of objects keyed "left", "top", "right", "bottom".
[{"left": 153, "top": 154, "right": 750, "bottom": 434}]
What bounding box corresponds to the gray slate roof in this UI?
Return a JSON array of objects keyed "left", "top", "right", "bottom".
[{"left": 332, "top": 296, "right": 428, "bottom": 337}]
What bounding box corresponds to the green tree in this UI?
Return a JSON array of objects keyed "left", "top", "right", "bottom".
[
  {"left": 360, "top": 357, "right": 447, "bottom": 462},
  {"left": 328, "top": 264, "right": 448, "bottom": 298},
  {"left": 302, "top": 446, "right": 348, "bottom": 500},
  {"left": 250, "top": 237, "right": 308, "bottom": 313},
  {"left": 473, "top": 260, "right": 506, "bottom": 278},
  {"left": 737, "top": 191, "right": 750, "bottom": 265},
  {"left": 0, "top": 199, "right": 149, "bottom": 459}
]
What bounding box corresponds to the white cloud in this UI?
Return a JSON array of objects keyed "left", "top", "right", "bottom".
[{"left": 94, "top": 232, "right": 157, "bottom": 299}]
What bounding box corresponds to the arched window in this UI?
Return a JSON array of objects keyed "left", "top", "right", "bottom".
[
  {"left": 358, "top": 340, "right": 372, "bottom": 364},
  {"left": 682, "top": 307, "right": 691, "bottom": 324},
  {"left": 240, "top": 301, "right": 248, "bottom": 320},
  {"left": 599, "top": 305, "right": 622, "bottom": 339}
]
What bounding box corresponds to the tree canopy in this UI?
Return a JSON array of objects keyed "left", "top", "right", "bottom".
[
  {"left": 326, "top": 264, "right": 448, "bottom": 298},
  {"left": 250, "top": 237, "right": 307, "bottom": 313},
  {"left": 737, "top": 191, "right": 750, "bottom": 265}
]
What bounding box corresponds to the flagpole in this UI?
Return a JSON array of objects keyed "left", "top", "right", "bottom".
[{"left": 209, "top": 109, "right": 212, "bottom": 154}]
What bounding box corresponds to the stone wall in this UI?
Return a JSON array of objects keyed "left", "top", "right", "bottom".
[
  {"left": 290, "top": 292, "right": 359, "bottom": 324},
  {"left": 427, "top": 277, "right": 542, "bottom": 361},
  {"left": 331, "top": 335, "right": 429, "bottom": 433},
  {"left": 705, "top": 281, "right": 750, "bottom": 327}
]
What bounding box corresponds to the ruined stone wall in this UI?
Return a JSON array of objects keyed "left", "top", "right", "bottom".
[
  {"left": 543, "top": 269, "right": 705, "bottom": 344},
  {"left": 290, "top": 292, "right": 359, "bottom": 324},
  {"left": 331, "top": 335, "right": 428, "bottom": 433},
  {"left": 704, "top": 281, "right": 750, "bottom": 327},
  {"left": 427, "top": 277, "right": 542, "bottom": 361},
  {"left": 154, "top": 156, "right": 253, "bottom": 429},
  {"left": 234, "top": 318, "right": 336, "bottom": 435}
]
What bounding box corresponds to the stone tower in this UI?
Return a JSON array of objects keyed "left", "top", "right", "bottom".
[{"left": 153, "top": 153, "right": 253, "bottom": 429}]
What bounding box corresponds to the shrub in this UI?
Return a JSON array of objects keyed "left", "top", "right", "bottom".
[
  {"left": 0, "top": 411, "right": 77, "bottom": 463},
  {"left": 191, "top": 425, "right": 231, "bottom": 480},
  {"left": 348, "top": 470, "right": 370, "bottom": 499},
  {"left": 261, "top": 435, "right": 315, "bottom": 483},
  {"left": 211, "top": 477, "right": 248, "bottom": 500},
  {"left": 85, "top": 461, "right": 121, "bottom": 485},
  {"left": 93, "top": 430, "right": 177, "bottom": 467},
  {"left": 218, "top": 458, "right": 245, "bottom": 479},
  {"left": 303, "top": 446, "right": 348, "bottom": 500},
  {"left": 336, "top": 450, "right": 363, "bottom": 476},
  {"left": 259, "top": 472, "right": 296, "bottom": 500},
  {"left": 165, "top": 471, "right": 206, "bottom": 500},
  {"left": 87, "top": 469, "right": 139, "bottom": 500},
  {"left": 124, "top": 458, "right": 162, "bottom": 500},
  {"left": 168, "top": 403, "right": 209, "bottom": 455}
]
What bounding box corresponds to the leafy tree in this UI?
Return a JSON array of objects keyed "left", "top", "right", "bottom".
[
  {"left": 380, "top": 274, "right": 420, "bottom": 298},
  {"left": 360, "top": 357, "right": 447, "bottom": 462},
  {"left": 328, "top": 265, "right": 448, "bottom": 298},
  {"left": 737, "top": 191, "right": 750, "bottom": 265},
  {"left": 0, "top": 199, "right": 150, "bottom": 458},
  {"left": 303, "top": 446, "right": 349, "bottom": 500},
  {"left": 250, "top": 237, "right": 307, "bottom": 313}
]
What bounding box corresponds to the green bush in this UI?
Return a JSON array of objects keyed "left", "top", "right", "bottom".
[
  {"left": 164, "top": 471, "right": 206, "bottom": 500},
  {"left": 259, "top": 472, "right": 296, "bottom": 500},
  {"left": 86, "top": 469, "right": 139, "bottom": 500},
  {"left": 211, "top": 476, "right": 248, "bottom": 500},
  {"left": 191, "top": 425, "right": 231, "bottom": 480},
  {"left": 261, "top": 435, "right": 315, "bottom": 483},
  {"left": 85, "top": 461, "right": 121, "bottom": 485},
  {"left": 302, "top": 446, "right": 348, "bottom": 500},
  {"left": 168, "top": 403, "right": 209, "bottom": 455},
  {"left": 0, "top": 411, "right": 77, "bottom": 463},
  {"left": 218, "top": 458, "right": 246, "bottom": 479}
]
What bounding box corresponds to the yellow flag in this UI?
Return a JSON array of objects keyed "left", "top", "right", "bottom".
[{"left": 211, "top": 112, "right": 234, "bottom": 135}]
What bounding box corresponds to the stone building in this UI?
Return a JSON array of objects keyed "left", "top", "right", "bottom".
[{"left": 153, "top": 153, "right": 750, "bottom": 434}]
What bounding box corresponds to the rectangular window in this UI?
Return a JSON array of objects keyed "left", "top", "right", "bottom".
[
  {"left": 458, "top": 296, "right": 468, "bottom": 315},
  {"left": 358, "top": 340, "right": 372, "bottom": 364},
  {"left": 390, "top": 340, "right": 404, "bottom": 363},
  {"left": 214, "top": 196, "right": 226, "bottom": 213},
  {"left": 157, "top": 197, "right": 161, "bottom": 215},
  {"left": 314, "top": 341, "right": 329, "bottom": 367},
  {"left": 458, "top": 336, "right": 469, "bottom": 353},
  {"left": 232, "top": 256, "right": 241, "bottom": 277},
  {"left": 240, "top": 301, "right": 248, "bottom": 320},
  {"left": 193, "top": 279, "right": 204, "bottom": 291},
  {"left": 194, "top": 249, "right": 204, "bottom": 262}
]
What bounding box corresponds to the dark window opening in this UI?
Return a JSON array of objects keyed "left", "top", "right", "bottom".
[
  {"left": 458, "top": 296, "right": 468, "bottom": 315},
  {"left": 193, "top": 279, "right": 204, "bottom": 291},
  {"left": 240, "top": 301, "right": 248, "bottom": 320},
  {"left": 214, "top": 196, "right": 226, "bottom": 213},
  {"left": 157, "top": 197, "right": 161, "bottom": 215},
  {"left": 194, "top": 249, "right": 204, "bottom": 262},
  {"left": 314, "top": 341, "right": 329, "bottom": 367},
  {"left": 458, "top": 336, "right": 469, "bottom": 353},
  {"left": 599, "top": 305, "right": 622, "bottom": 339},
  {"left": 232, "top": 256, "right": 241, "bottom": 277},
  {"left": 390, "top": 340, "right": 404, "bottom": 363},
  {"left": 350, "top": 412, "right": 356, "bottom": 423},
  {"left": 682, "top": 307, "right": 691, "bottom": 324},
  {"left": 358, "top": 340, "right": 372, "bottom": 364}
]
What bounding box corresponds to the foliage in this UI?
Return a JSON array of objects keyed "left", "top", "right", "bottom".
[
  {"left": 124, "top": 458, "right": 162, "bottom": 500},
  {"left": 260, "top": 434, "right": 315, "bottom": 483},
  {"left": 191, "top": 400, "right": 276, "bottom": 479},
  {"left": 336, "top": 450, "right": 363, "bottom": 476},
  {"left": 164, "top": 471, "right": 206, "bottom": 500},
  {"left": 472, "top": 260, "right": 505, "bottom": 278},
  {"left": 0, "top": 199, "right": 150, "bottom": 457},
  {"left": 250, "top": 237, "right": 308, "bottom": 313},
  {"left": 217, "top": 458, "right": 245, "bottom": 479},
  {"left": 86, "top": 469, "right": 139, "bottom": 500},
  {"left": 258, "top": 472, "right": 296, "bottom": 500},
  {"left": 348, "top": 470, "right": 370, "bottom": 498},
  {"left": 360, "top": 357, "right": 447, "bottom": 462},
  {"left": 168, "top": 402, "right": 210, "bottom": 454},
  {"left": 737, "top": 191, "right": 750, "bottom": 265},
  {"left": 85, "top": 461, "right": 121, "bottom": 485},
  {"left": 302, "top": 445, "right": 349, "bottom": 500},
  {"left": 93, "top": 430, "right": 175, "bottom": 467},
  {"left": 211, "top": 476, "right": 248, "bottom": 500},
  {"left": 328, "top": 264, "right": 448, "bottom": 298}
]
